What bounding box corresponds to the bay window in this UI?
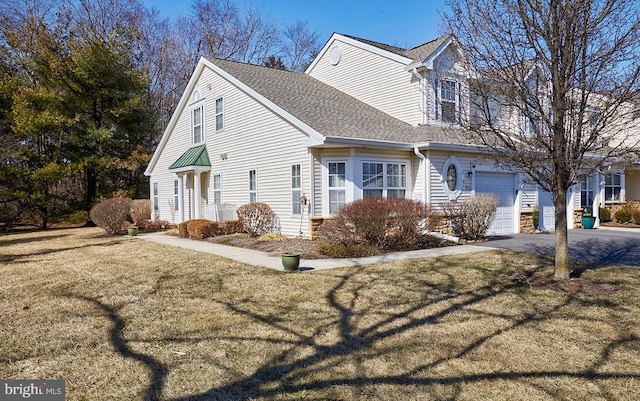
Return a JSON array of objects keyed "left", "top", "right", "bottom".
[{"left": 362, "top": 162, "right": 406, "bottom": 199}]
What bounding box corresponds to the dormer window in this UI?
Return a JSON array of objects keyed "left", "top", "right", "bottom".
[{"left": 435, "top": 79, "right": 462, "bottom": 123}]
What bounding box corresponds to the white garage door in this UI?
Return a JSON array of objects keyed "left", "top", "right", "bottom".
[
  {"left": 475, "top": 173, "right": 516, "bottom": 235},
  {"left": 538, "top": 190, "right": 555, "bottom": 231}
]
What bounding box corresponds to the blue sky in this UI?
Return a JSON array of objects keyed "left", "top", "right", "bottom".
[{"left": 141, "top": 0, "right": 449, "bottom": 49}]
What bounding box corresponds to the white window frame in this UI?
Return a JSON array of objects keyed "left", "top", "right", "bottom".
[
  {"left": 153, "top": 182, "right": 159, "bottom": 212},
  {"left": 213, "top": 174, "right": 222, "bottom": 204},
  {"left": 173, "top": 179, "right": 179, "bottom": 212},
  {"left": 441, "top": 156, "right": 463, "bottom": 200},
  {"left": 291, "top": 164, "right": 302, "bottom": 215},
  {"left": 215, "top": 97, "right": 224, "bottom": 131},
  {"left": 327, "top": 161, "right": 346, "bottom": 215},
  {"left": 604, "top": 172, "right": 623, "bottom": 203},
  {"left": 249, "top": 169, "right": 257, "bottom": 203},
  {"left": 581, "top": 175, "right": 595, "bottom": 208},
  {"left": 362, "top": 161, "right": 407, "bottom": 199},
  {"left": 435, "top": 79, "right": 462, "bottom": 123},
  {"left": 190, "top": 90, "right": 205, "bottom": 145}
]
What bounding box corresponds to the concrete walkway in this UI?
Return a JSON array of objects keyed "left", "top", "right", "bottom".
[{"left": 138, "top": 231, "right": 497, "bottom": 271}]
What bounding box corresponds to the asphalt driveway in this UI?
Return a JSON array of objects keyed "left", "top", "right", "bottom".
[{"left": 475, "top": 227, "right": 640, "bottom": 267}]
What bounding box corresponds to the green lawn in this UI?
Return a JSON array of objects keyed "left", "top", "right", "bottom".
[{"left": 1, "top": 227, "right": 639, "bottom": 400}]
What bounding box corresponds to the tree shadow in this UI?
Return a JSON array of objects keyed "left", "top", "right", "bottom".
[
  {"left": 163, "top": 266, "right": 637, "bottom": 399},
  {"left": 72, "top": 295, "right": 168, "bottom": 401},
  {"left": 69, "top": 258, "right": 639, "bottom": 400},
  {"left": 0, "top": 233, "right": 72, "bottom": 247},
  {"left": 0, "top": 239, "right": 126, "bottom": 264},
  {"left": 523, "top": 237, "right": 640, "bottom": 270}
]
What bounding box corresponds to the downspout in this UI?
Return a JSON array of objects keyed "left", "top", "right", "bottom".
[
  {"left": 414, "top": 146, "right": 457, "bottom": 242},
  {"left": 413, "top": 146, "right": 428, "bottom": 204},
  {"left": 307, "top": 149, "right": 315, "bottom": 238}
]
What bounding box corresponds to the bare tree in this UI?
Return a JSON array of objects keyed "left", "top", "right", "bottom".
[
  {"left": 445, "top": 0, "right": 640, "bottom": 279},
  {"left": 189, "top": 0, "right": 279, "bottom": 65},
  {"left": 282, "top": 19, "right": 320, "bottom": 72}
]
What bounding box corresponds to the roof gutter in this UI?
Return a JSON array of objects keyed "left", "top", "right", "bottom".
[
  {"left": 317, "top": 136, "right": 416, "bottom": 150},
  {"left": 415, "top": 140, "right": 489, "bottom": 154}
]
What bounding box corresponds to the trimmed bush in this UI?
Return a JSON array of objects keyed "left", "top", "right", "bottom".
[
  {"left": 316, "top": 198, "right": 440, "bottom": 256},
  {"left": 89, "top": 197, "right": 133, "bottom": 235},
  {"left": 441, "top": 193, "right": 499, "bottom": 240},
  {"left": 222, "top": 220, "right": 244, "bottom": 235},
  {"left": 614, "top": 209, "right": 633, "bottom": 224},
  {"left": 130, "top": 199, "right": 151, "bottom": 228},
  {"left": 178, "top": 219, "right": 242, "bottom": 238},
  {"left": 177, "top": 219, "right": 218, "bottom": 239},
  {"left": 178, "top": 221, "right": 189, "bottom": 237},
  {"left": 599, "top": 207, "right": 611, "bottom": 222},
  {"left": 633, "top": 210, "right": 640, "bottom": 225},
  {"left": 144, "top": 220, "right": 172, "bottom": 230},
  {"left": 236, "top": 202, "right": 275, "bottom": 237},
  {"left": 187, "top": 219, "right": 218, "bottom": 239}
]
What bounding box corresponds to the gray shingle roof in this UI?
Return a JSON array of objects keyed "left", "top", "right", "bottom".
[
  {"left": 209, "top": 58, "right": 476, "bottom": 147},
  {"left": 403, "top": 35, "right": 451, "bottom": 64},
  {"left": 340, "top": 33, "right": 451, "bottom": 64}
]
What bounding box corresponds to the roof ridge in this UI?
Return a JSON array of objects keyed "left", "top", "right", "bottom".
[
  {"left": 406, "top": 34, "right": 450, "bottom": 52},
  {"left": 207, "top": 56, "right": 304, "bottom": 77},
  {"left": 338, "top": 33, "right": 408, "bottom": 55}
]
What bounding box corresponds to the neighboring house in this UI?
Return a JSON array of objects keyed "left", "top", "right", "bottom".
[{"left": 145, "top": 33, "right": 640, "bottom": 237}]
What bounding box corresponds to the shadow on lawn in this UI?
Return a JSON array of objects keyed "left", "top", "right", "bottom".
[
  {"left": 0, "top": 239, "right": 126, "bottom": 264},
  {"left": 73, "top": 258, "right": 640, "bottom": 401},
  {"left": 0, "top": 233, "right": 72, "bottom": 247},
  {"left": 74, "top": 295, "right": 168, "bottom": 401}
]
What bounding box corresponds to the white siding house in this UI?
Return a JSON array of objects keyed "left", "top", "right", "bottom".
[{"left": 146, "top": 32, "right": 640, "bottom": 237}]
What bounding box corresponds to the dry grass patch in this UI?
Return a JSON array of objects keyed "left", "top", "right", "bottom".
[{"left": 1, "top": 228, "right": 640, "bottom": 400}]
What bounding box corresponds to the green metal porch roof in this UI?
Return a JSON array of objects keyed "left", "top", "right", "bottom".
[{"left": 169, "top": 144, "right": 211, "bottom": 170}]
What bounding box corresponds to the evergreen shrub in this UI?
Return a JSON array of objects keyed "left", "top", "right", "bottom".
[
  {"left": 599, "top": 207, "right": 611, "bottom": 222},
  {"left": 614, "top": 209, "right": 633, "bottom": 224}
]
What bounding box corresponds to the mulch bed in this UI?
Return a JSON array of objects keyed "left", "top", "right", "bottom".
[{"left": 508, "top": 270, "right": 620, "bottom": 295}]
